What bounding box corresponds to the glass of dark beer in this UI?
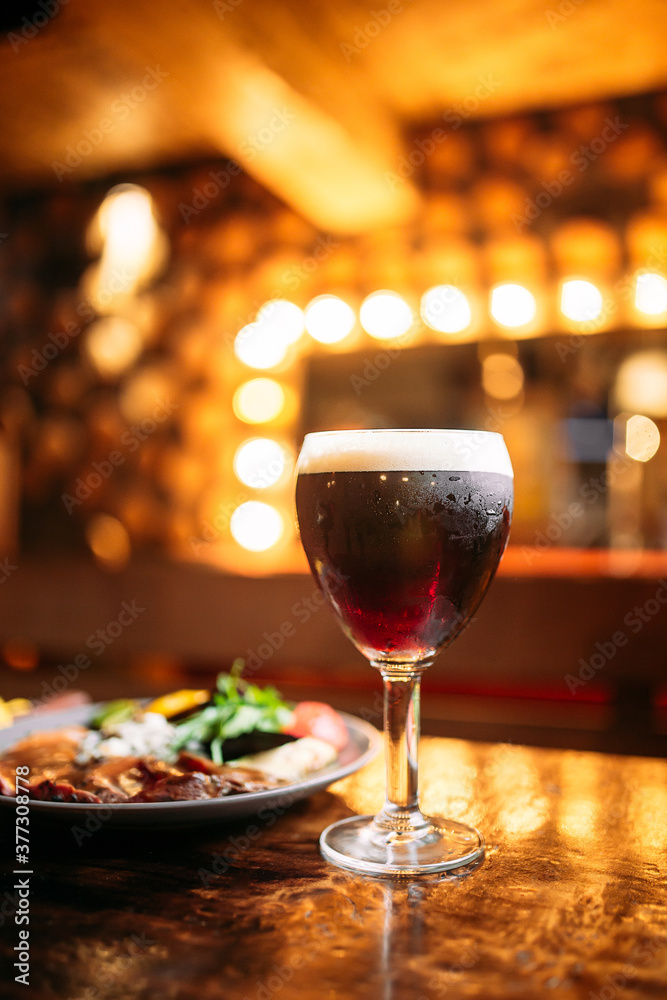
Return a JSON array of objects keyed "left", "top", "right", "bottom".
[{"left": 295, "top": 429, "right": 513, "bottom": 875}]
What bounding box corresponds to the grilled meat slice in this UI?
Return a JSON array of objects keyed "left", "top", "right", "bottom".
[
  {"left": 130, "top": 768, "right": 279, "bottom": 802},
  {"left": 0, "top": 727, "right": 86, "bottom": 795},
  {"left": 131, "top": 771, "right": 216, "bottom": 802},
  {"left": 29, "top": 779, "right": 102, "bottom": 804},
  {"left": 0, "top": 728, "right": 284, "bottom": 803}
]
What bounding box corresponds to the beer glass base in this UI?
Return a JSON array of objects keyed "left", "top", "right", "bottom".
[{"left": 320, "top": 815, "right": 484, "bottom": 876}]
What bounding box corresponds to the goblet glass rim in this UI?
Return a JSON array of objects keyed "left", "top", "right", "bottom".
[{"left": 301, "top": 427, "right": 505, "bottom": 438}]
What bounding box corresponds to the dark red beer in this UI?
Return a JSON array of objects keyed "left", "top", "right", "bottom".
[{"left": 296, "top": 468, "right": 512, "bottom": 663}]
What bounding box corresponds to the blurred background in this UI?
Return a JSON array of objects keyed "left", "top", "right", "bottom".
[{"left": 1, "top": 0, "right": 666, "bottom": 754}]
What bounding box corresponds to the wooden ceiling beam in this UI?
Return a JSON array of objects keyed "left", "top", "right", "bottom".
[
  {"left": 0, "top": 0, "right": 419, "bottom": 233},
  {"left": 1, "top": 0, "right": 666, "bottom": 232}
]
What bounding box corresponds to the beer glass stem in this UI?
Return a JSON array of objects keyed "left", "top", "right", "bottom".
[{"left": 373, "top": 663, "right": 432, "bottom": 837}]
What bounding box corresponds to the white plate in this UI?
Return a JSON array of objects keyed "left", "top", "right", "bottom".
[{"left": 0, "top": 703, "right": 381, "bottom": 827}]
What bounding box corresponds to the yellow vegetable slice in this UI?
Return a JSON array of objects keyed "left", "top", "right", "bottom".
[
  {"left": 146, "top": 689, "right": 210, "bottom": 719},
  {"left": 0, "top": 700, "right": 14, "bottom": 729},
  {"left": 6, "top": 698, "right": 32, "bottom": 718}
]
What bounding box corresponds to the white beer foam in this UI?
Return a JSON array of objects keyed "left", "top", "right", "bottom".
[{"left": 297, "top": 429, "right": 513, "bottom": 476}]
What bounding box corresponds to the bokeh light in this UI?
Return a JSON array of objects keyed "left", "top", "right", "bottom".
[
  {"left": 420, "top": 285, "right": 471, "bottom": 334},
  {"left": 83, "top": 318, "right": 143, "bottom": 378},
  {"left": 119, "top": 366, "right": 174, "bottom": 423},
  {"left": 625, "top": 414, "right": 660, "bottom": 462},
  {"left": 234, "top": 322, "right": 289, "bottom": 369},
  {"left": 304, "top": 295, "right": 356, "bottom": 344},
  {"left": 256, "top": 300, "right": 305, "bottom": 345},
  {"left": 230, "top": 501, "right": 284, "bottom": 551},
  {"left": 91, "top": 185, "right": 165, "bottom": 300},
  {"left": 86, "top": 514, "right": 131, "bottom": 569},
  {"left": 490, "top": 283, "right": 536, "bottom": 327},
  {"left": 233, "top": 438, "right": 288, "bottom": 488},
  {"left": 97, "top": 185, "right": 154, "bottom": 243},
  {"left": 635, "top": 272, "right": 667, "bottom": 315},
  {"left": 615, "top": 350, "right": 667, "bottom": 418},
  {"left": 233, "top": 379, "right": 285, "bottom": 424},
  {"left": 560, "top": 279, "right": 603, "bottom": 322},
  {"left": 482, "top": 353, "right": 524, "bottom": 399},
  {"left": 360, "top": 291, "right": 413, "bottom": 340}
]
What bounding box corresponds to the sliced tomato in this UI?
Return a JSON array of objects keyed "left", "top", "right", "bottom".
[{"left": 283, "top": 701, "right": 348, "bottom": 751}]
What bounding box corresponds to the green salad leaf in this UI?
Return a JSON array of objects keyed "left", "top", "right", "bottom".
[
  {"left": 91, "top": 699, "right": 139, "bottom": 730},
  {"left": 172, "top": 660, "right": 293, "bottom": 764}
]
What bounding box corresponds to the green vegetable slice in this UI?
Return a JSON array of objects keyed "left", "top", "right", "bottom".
[{"left": 91, "top": 699, "right": 140, "bottom": 730}]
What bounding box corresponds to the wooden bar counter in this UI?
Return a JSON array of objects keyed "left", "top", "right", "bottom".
[{"left": 1, "top": 736, "right": 666, "bottom": 999}]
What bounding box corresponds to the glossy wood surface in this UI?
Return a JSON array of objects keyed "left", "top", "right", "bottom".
[{"left": 1, "top": 736, "right": 666, "bottom": 999}]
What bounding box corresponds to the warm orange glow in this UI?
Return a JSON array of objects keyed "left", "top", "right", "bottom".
[
  {"left": 490, "top": 283, "right": 536, "bottom": 327},
  {"left": 625, "top": 414, "right": 660, "bottom": 462},
  {"left": 615, "top": 350, "right": 667, "bottom": 418},
  {"left": 305, "top": 295, "right": 356, "bottom": 344},
  {"left": 233, "top": 438, "right": 288, "bottom": 488},
  {"left": 551, "top": 218, "right": 620, "bottom": 277},
  {"left": 233, "top": 379, "right": 285, "bottom": 423},
  {"left": 626, "top": 762, "right": 667, "bottom": 853},
  {"left": 86, "top": 514, "right": 131, "bottom": 569},
  {"left": 420, "top": 285, "right": 471, "bottom": 334},
  {"left": 219, "top": 61, "right": 417, "bottom": 233},
  {"left": 557, "top": 755, "right": 601, "bottom": 841},
  {"left": 119, "top": 366, "right": 174, "bottom": 423},
  {"left": 230, "top": 501, "right": 284, "bottom": 551},
  {"left": 560, "top": 279, "right": 603, "bottom": 322},
  {"left": 420, "top": 741, "right": 477, "bottom": 825},
  {"left": 360, "top": 291, "right": 413, "bottom": 340},
  {"left": 635, "top": 272, "right": 667, "bottom": 316},
  {"left": 83, "top": 318, "right": 143, "bottom": 378},
  {"left": 3, "top": 640, "right": 39, "bottom": 671},
  {"left": 488, "top": 745, "right": 549, "bottom": 836},
  {"left": 482, "top": 353, "right": 524, "bottom": 400}
]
